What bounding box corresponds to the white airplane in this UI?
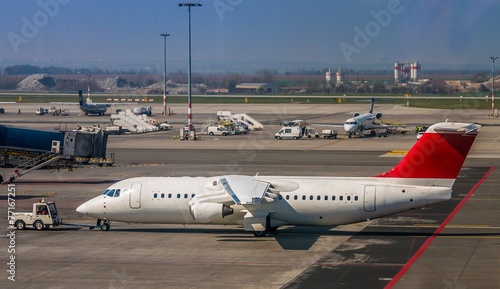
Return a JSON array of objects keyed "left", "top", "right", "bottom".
[
  {"left": 77, "top": 122, "right": 479, "bottom": 237},
  {"left": 343, "top": 98, "right": 386, "bottom": 137}
]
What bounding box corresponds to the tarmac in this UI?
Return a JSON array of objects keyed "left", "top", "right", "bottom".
[{"left": 0, "top": 102, "right": 499, "bottom": 288}]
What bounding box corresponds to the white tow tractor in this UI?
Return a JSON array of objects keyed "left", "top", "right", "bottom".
[
  {"left": 9, "top": 200, "right": 105, "bottom": 231},
  {"left": 10, "top": 200, "right": 61, "bottom": 230}
]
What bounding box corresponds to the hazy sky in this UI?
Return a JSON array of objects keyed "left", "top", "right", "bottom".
[{"left": 1, "top": 0, "right": 499, "bottom": 72}]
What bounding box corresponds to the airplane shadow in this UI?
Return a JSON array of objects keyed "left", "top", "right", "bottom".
[{"left": 55, "top": 225, "right": 500, "bottom": 251}]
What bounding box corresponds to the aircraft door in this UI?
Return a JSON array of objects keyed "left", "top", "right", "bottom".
[
  {"left": 363, "top": 185, "right": 376, "bottom": 212},
  {"left": 129, "top": 182, "right": 142, "bottom": 209}
]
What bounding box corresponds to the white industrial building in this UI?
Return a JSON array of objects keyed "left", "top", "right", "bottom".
[
  {"left": 325, "top": 68, "right": 344, "bottom": 84},
  {"left": 394, "top": 61, "right": 420, "bottom": 83}
]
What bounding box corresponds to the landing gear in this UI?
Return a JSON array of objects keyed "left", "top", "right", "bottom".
[
  {"left": 97, "top": 219, "right": 110, "bottom": 231},
  {"left": 251, "top": 214, "right": 279, "bottom": 237},
  {"left": 100, "top": 223, "right": 110, "bottom": 231}
]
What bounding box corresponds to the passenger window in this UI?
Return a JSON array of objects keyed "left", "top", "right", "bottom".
[
  {"left": 317, "top": 195, "right": 321, "bottom": 200},
  {"left": 339, "top": 196, "right": 343, "bottom": 201},
  {"left": 294, "top": 195, "right": 298, "bottom": 200},
  {"left": 286, "top": 195, "right": 290, "bottom": 200},
  {"left": 191, "top": 194, "right": 195, "bottom": 198},
  {"left": 355, "top": 196, "right": 359, "bottom": 201},
  {"left": 107, "top": 189, "right": 115, "bottom": 197},
  {"left": 161, "top": 193, "right": 165, "bottom": 198},
  {"left": 102, "top": 189, "right": 110, "bottom": 195},
  {"left": 347, "top": 196, "right": 351, "bottom": 201},
  {"left": 325, "top": 196, "right": 328, "bottom": 201},
  {"left": 278, "top": 195, "right": 283, "bottom": 200},
  {"left": 154, "top": 193, "right": 158, "bottom": 198},
  {"left": 184, "top": 194, "right": 188, "bottom": 199},
  {"left": 168, "top": 193, "right": 172, "bottom": 198},
  {"left": 177, "top": 194, "right": 181, "bottom": 198},
  {"left": 309, "top": 195, "right": 313, "bottom": 201},
  {"left": 114, "top": 189, "right": 120, "bottom": 197},
  {"left": 302, "top": 195, "right": 306, "bottom": 200},
  {"left": 332, "top": 196, "right": 336, "bottom": 201}
]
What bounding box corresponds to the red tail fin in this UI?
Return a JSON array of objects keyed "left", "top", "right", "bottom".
[{"left": 376, "top": 122, "right": 479, "bottom": 179}]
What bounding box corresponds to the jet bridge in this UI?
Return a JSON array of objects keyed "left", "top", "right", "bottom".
[{"left": 0, "top": 125, "right": 111, "bottom": 183}]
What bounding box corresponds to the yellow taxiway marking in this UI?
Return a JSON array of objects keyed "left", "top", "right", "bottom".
[
  {"left": 386, "top": 150, "right": 408, "bottom": 155},
  {"left": 379, "top": 150, "right": 409, "bottom": 157}
]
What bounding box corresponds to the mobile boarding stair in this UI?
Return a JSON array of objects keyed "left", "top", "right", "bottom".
[{"left": 2, "top": 151, "right": 61, "bottom": 184}]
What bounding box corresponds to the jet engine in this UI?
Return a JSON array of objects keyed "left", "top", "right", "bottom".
[
  {"left": 353, "top": 112, "right": 360, "bottom": 117},
  {"left": 375, "top": 112, "right": 383, "bottom": 119},
  {"left": 190, "top": 202, "right": 234, "bottom": 223}
]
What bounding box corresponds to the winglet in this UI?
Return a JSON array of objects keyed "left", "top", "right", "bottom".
[{"left": 376, "top": 122, "right": 479, "bottom": 180}]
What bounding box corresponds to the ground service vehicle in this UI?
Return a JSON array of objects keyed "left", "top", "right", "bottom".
[
  {"left": 35, "top": 107, "right": 46, "bottom": 115},
  {"left": 10, "top": 200, "right": 61, "bottom": 230},
  {"left": 275, "top": 126, "right": 302, "bottom": 139},
  {"left": 208, "top": 126, "right": 229, "bottom": 136},
  {"left": 321, "top": 129, "right": 338, "bottom": 139}
]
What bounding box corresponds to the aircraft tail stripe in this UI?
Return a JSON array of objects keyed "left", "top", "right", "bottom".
[{"left": 376, "top": 123, "right": 478, "bottom": 179}]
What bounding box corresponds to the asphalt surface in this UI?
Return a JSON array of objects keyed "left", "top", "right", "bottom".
[{"left": 0, "top": 102, "right": 499, "bottom": 288}]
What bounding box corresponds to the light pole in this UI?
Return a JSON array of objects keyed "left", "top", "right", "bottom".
[
  {"left": 491, "top": 55, "right": 498, "bottom": 116},
  {"left": 86, "top": 73, "right": 92, "bottom": 102},
  {"left": 179, "top": 2, "right": 202, "bottom": 133},
  {"left": 160, "top": 32, "right": 170, "bottom": 115}
]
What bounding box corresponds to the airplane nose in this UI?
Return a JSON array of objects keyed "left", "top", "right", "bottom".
[{"left": 76, "top": 203, "right": 87, "bottom": 215}]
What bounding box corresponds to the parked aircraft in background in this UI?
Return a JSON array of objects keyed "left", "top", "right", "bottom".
[
  {"left": 78, "top": 90, "right": 108, "bottom": 115},
  {"left": 313, "top": 98, "right": 388, "bottom": 137},
  {"left": 343, "top": 98, "right": 387, "bottom": 137},
  {"left": 77, "top": 122, "right": 479, "bottom": 236}
]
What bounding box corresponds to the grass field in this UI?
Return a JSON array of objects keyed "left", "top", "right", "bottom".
[{"left": 0, "top": 91, "right": 493, "bottom": 110}]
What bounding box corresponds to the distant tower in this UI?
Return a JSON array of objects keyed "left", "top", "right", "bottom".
[
  {"left": 394, "top": 62, "right": 400, "bottom": 83},
  {"left": 336, "top": 68, "right": 344, "bottom": 84},
  {"left": 411, "top": 61, "right": 421, "bottom": 82},
  {"left": 326, "top": 69, "right": 334, "bottom": 84}
]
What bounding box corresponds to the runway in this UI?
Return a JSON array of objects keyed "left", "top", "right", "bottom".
[{"left": 0, "top": 103, "right": 499, "bottom": 288}]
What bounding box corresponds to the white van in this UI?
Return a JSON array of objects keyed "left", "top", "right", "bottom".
[
  {"left": 208, "top": 126, "right": 229, "bottom": 136},
  {"left": 275, "top": 126, "right": 302, "bottom": 140}
]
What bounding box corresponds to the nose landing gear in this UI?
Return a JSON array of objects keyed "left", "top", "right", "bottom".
[{"left": 96, "top": 219, "right": 110, "bottom": 231}]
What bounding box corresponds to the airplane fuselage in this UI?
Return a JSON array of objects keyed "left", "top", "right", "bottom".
[
  {"left": 79, "top": 104, "right": 107, "bottom": 115},
  {"left": 77, "top": 175, "right": 451, "bottom": 228},
  {"left": 344, "top": 113, "right": 376, "bottom": 135}
]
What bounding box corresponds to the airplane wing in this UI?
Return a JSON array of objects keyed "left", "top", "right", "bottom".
[
  {"left": 49, "top": 102, "right": 135, "bottom": 106},
  {"left": 220, "top": 176, "right": 275, "bottom": 204},
  {"left": 188, "top": 175, "right": 279, "bottom": 228},
  {"left": 50, "top": 102, "right": 80, "bottom": 105},
  {"left": 361, "top": 123, "right": 388, "bottom": 130},
  {"left": 311, "top": 123, "right": 344, "bottom": 128}
]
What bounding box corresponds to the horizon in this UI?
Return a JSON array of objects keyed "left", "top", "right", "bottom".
[{"left": 1, "top": 1, "right": 499, "bottom": 73}]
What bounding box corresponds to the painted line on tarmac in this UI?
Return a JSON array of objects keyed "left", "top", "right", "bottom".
[
  {"left": 384, "top": 166, "right": 495, "bottom": 289},
  {"left": 379, "top": 150, "right": 408, "bottom": 157},
  {"left": 305, "top": 138, "right": 347, "bottom": 151}
]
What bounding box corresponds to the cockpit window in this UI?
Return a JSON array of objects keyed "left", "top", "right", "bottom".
[
  {"left": 106, "top": 189, "right": 116, "bottom": 197},
  {"left": 101, "top": 188, "right": 121, "bottom": 197}
]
